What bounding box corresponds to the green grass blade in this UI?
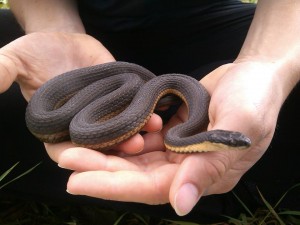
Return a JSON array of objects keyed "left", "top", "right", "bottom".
[
  {"left": 113, "top": 212, "right": 128, "bottom": 225},
  {"left": 0, "top": 162, "right": 20, "bottom": 182},
  {"left": 222, "top": 215, "right": 243, "bottom": 225},
  {"left": 132, "top": 213, "right": 149, "bottom": 225},
  {"left": 232, "top": 191, "right": 254, "bottom": 217},
  {"left": 279, "top": 210, "right": 300, "bottom": 216},
  {"left": 0, "top": 162, "right": 41, "bottom": 190},
  {"left": 284, "top": 214, "right": 300, "bottom": 225},
  {"left": 273, "top": 183, "right": 300, "bottom": 209},
  {"left": 257, "top": 188, "right": 285, "bottom": 225},
  {"left": 240, "top": 213, "right": 250, "bottom": 225}
]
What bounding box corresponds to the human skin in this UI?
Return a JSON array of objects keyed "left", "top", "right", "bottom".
[{"left": 2, "top": 0, "right": 300, "bottom": 216}]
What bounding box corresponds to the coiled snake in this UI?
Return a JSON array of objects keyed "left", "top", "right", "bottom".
[{"left": 25, "top": 62, "right": 251, "bottom": 153}]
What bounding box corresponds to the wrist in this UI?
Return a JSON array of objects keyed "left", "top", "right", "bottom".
[
  {"left": 235, "top": 0, "right": 300, "bottom": 100},
  {"left": 234, "top": 55, "right": 299, "bottom": 105},
  {"left": 23, "top": 9, "right": 86, "bottom": 34},
  {"left": 25, "top": 21, "right": 86, "bottom": 34},
  {"left": 10, "top": 0, "right": 85, "bottom": 34}
]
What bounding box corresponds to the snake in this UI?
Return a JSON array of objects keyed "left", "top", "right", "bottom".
[{"left": 25, "top": 61, "right": 251, "bottom": 153}]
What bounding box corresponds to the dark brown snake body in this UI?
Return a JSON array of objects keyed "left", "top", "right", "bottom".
[{"left": 25, "top": 61, "right": 251, "bottom": 153}]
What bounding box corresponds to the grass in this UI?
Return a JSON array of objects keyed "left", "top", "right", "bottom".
[
  {"left": 226, "top": 185, "right": 300, "bottom": 225},
  {"left": 1, "top": 197, "right": 300, "bottom": 225},
  {"left": 0, "top": 0, "right": 9, "bottom": 9},
  {"left": 0, "top": 163, "right": 208, "bottom": 225},
  {"left": 241, "top": 0, "right": 258, "bottom": 3},
  {"left": 0, "top": 162, "right": 41, "bottom": 190},
  {"left": 0, "top": 200, "right": 169, "bottom": 225},
  {"left": 1, "top": 162, "right": 300, "bottom": 225}
]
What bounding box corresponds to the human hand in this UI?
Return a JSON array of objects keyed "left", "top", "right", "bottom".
[
  {"left": 0, "top": 32, "right": 115, "bottom": 100},
  {"left": 0, "top": 32, "right": 162, "bottom": 154},
  {"left": 52, "top": 60, "right": 286, "bottom": 215}
]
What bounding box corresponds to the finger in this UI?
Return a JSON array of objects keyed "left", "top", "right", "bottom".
[
  {"left": 114, "top": 131, "right": 165, "bottom": 155},
  {"left": 45, "top": 142, "right": 75, "bottom": 163},
  {"left": 111, "top": 133, "right": 145, "bottom": 154},
  {"left": 61, "top": 148, "right": 140, "bottom": 172},
  {"left": 67, "top": 164, "right": 178, "bottom": 204},
  {"left": 142, "top": 131, "right": 165, "bottom": 153},
  {"left": 45, "top": 142, "right": 140, "bottom": 171},
  {"left": 141, "top": 113, "right": 163, "bottom": 132},
  {"left": 112, "top": 113, "right": 163, "bottom": 154}
]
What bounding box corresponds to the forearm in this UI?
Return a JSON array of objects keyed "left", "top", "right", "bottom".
[
  {"left": 237, "top": 0, "right": 300, "bottom": 98},
  {"left": 9, "top": 0, "right": 85, "bottom": 33}
]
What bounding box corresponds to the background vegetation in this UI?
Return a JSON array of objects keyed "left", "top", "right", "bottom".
[{"left": 0, "top": 0, "right": 8, "bottom": 9}]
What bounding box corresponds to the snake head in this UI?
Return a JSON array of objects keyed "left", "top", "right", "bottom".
[{"left": 206, "top": 129, "right": 251, "bottom": 149}]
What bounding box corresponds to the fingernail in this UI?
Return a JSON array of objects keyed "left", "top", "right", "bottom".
[
  {"left": 174, "top": 183, "right": 200, "bottom": 216},
  {"left": 57, "top": 164, "right": 65, "bottom": 169},
  {"left": 153, "top": 127, "right": 162, "bottom": 134},
  {"left": 134, "top": 147, "right": 144, "bottom": 154},
  {"left": 66, "top": 189, "right": 73, "bottom": 194}
]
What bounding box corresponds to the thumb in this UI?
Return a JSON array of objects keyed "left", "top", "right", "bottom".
[
  {"left": 169, "top": 151, "right": 236, "bottom": 216},
  {"left": 168, "top": 64, "right": 250, "bottom": 216}
]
